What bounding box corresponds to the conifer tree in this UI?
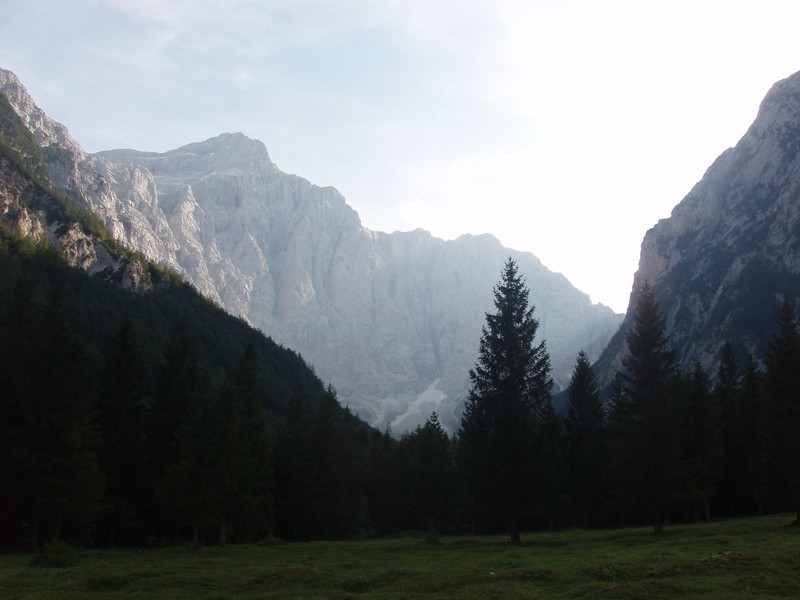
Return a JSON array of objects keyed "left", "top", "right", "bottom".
[
  {"left": 151, "top": 334, "right": 211, "bottom": 540},
  {"left": 714, "top": 342, "right": 742, "bottom": 515},
  {"left": 307, "top": 386, "right": 366, "bottom": 539},
  {"left": 6, "top": 284, "right": 103, "bottom": 548},
  {"left": 405, "top": 412, "right": 456, "bottom": 537},
  {"left": 739, "top": 354, "right": 764, "bottom": 515},
  {"left": 761, "top": 299, "right": 800, "bottom": 523},
  {"left": 211, "top": 342, "right": 274, "bottom": 544},
  {"left": 458, "top": 258, "right": 553, "bottom": 543},
  {"left": 613, "top": 281, "right": 689, "bottom": 533},
  {"left": 274, "top": 385, "right": 315, "bottom": 540},
  {"left": 365, "top": 429, "right": 409, "bottom": 535},
  {"left": 683, "top": 363, "right": 721, "bottom": 521},
  {"left": 606, "top": 371, "right": 632, "bottom": 525},
  {"left": 156, "top": 379, "right": 216, "bottom": 548},
  {"left": 565, "top": 351, "right": 606, "bottom": 528},
  {"left": 99, "top": 315, "right": 150, "bottom": 546}
]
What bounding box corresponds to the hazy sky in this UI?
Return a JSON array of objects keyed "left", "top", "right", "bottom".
[{"left": 4, "top": 1, "right": 800, "bottom": 312}]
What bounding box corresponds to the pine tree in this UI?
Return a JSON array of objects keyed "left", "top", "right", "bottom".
[
  {"left": 274, "top": 385, "right": 315, "bottom": 540},
  {"left": 151, "top": 334, "right": 211, "bottom": 540},
  {"left": 6, "top": 283, "right": 103, "bottom": 548},
  {"left": 761, "top": 298, "right": 800, "bottom": 523},
  {"left": 99, "top": 315, "right": 151, "bottom": 546},
  {"left": 405, "top": 412, "right": 456, "bottom": 537},
  {"left": 606, "top": 371, "right": 632, "bottom": 526},
  {"left": 319, "top": 388, "right": 370, "bottom": 539},
  {"left": 565, "top": 351, "right": 606, "bottom": 528},
  {"left": 739, "top": 354, "right": 764, "bottom": 515},
  {"left": 365, "top": 429, "right": 409, "bottom": 535},
  {"left": 458, "top": 258, "right": 553, "bottom": 543},
  {"left": 682, "top": 363, "right": 721, "bottom": 521},
  {"left": 156, "top": 380, "right": 217, "bottom": 548},
  {"left": 714, "top": 342, "right": 742, "bottom": 515},
  {"left": 614, "top": 281, "right": 689, "bottom": 533},
  {"left": 211, "top": 342, "right": 274, "bottom": 544}
]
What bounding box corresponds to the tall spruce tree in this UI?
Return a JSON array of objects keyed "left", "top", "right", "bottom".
[
  {"left": 565, "top": 351, "right": 606, "bottom": 528},
  {"left": 458, "top": 258, "right": 553, "bottom": 543},
  {"left": 761, "top": 299, "right": 800, "bottom": 523},
  {"left": 613, "top": 281, "right": 689, "bottom": 533}
]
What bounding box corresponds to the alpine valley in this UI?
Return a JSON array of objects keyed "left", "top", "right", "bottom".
[{"left": 0, "top": 67, "right": 622, "bottom": 433}]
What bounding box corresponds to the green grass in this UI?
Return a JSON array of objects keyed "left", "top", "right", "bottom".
[{"left": 2, "top": 514, "right": 799, "bottom": 599}]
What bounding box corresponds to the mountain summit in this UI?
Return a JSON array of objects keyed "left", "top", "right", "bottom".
[
  {"left": 0, "top": 67, "right": 622, "bottom": 432},
  {"left": 594, "top": 69, "right": 800, "bottom": 383}
]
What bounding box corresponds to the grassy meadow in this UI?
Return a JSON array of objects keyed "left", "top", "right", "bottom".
[{"left": 1, "top": 514, "right": 799, "bottom": 599}]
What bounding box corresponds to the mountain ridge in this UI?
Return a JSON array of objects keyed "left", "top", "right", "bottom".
[
  {"left": 593, "top": 69, "right": 800, "bottom": 384},
  {"left": 0, "top": 67, "right": 623, "bottom": 432}
]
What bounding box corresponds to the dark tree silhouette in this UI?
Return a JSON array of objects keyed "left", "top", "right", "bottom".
[
  {"left": 612, "top": 281, "right": 689, "bottom": 534},
  {"left": 405, "top": 412, "right": 456, "bottom": 537},
  {"left": 565, "top": 351, "right": 606, "bottom": 528},
  {"left": 761, "top": 299, "right": 800, "bottom": 524},
  {"left": 458, "top": 258, "right": 553, "bottom": 543}
]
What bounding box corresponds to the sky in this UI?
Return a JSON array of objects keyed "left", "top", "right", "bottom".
[{"left": 3, "top": 1, "right": 800, "bottom": 313}]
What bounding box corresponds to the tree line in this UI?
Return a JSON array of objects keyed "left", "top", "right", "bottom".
[{"left": 1, "top": 243, "right": 797, "bottom": 550}]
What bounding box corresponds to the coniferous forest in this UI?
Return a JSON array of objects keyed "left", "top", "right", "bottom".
[
  {"left": 1, "top": 91, "right": 799, "bottom": 549},
  {"left": 1, "top": 232, "right": 798, "bottom": 550}
]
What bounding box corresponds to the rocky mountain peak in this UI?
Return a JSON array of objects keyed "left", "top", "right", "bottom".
[
  {"left": 594, "top": 69, "right": 800, "bottom": 384},
  {"left": 1, "top": 67, "right": 623, "bottom": 433},
  {"left": 0, "top": 68, "right": 85, "bottom": 160},
  {"left": 97, "top": 132, "right": 276, "bottom": 180}
]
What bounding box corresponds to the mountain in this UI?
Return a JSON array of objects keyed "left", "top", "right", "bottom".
[
  {"left": 594, "top": 70, "right": 800, "bottom": 383},
  {"left": 0, "top": 68, "right": 623, "bottom": 432},
  {"left": 0, "top": 86, "right": 327, "bottom": 407}
]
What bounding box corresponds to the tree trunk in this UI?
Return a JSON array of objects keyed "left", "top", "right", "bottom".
[
  {"left": 53, "top": 514, "right": 62, "bottom": 543},
  {"left": 29, "top": 515, "right": 40, "bottom": 552},
  {"left": 653, "top": 509, "right": 664, "bottom": 534},
  {"left": 219, "top": 513, "right": 226, "bottom": 546},
  {"left": 509, "top": 517, "right": 521, "bottom": 544},
  {"left": 192, "top": 524, "right": 200, "bottom": 549}
]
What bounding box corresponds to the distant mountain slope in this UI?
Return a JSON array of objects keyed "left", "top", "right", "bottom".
[
  {"left": 0, "top": 67, "right": 622, "bottom": 432},
  {"left": 0, "top": 87, "right": 327, "bottom": 415},
  {"left": 594, "top": 70, "right": 800, "bottom": 383}
]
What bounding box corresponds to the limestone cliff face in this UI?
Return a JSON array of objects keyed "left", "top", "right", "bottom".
[
  {"left": 0, "top": 150, "right": 151, "bottom": 294},
  {"left": 594, "top": 70, "right": 800, "bottom": 383},
  {"left": 0, "top": 67, "right": 622, "bottom": 432}
]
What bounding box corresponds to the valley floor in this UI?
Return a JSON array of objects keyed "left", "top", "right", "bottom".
[{"left": 1, "top": 514, "right": 798, "bottom": 599}]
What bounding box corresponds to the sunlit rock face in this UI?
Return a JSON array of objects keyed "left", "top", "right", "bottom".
[
  {"left": 1, "top": 67, "right": 622, "bottom": 432},
  {"left": 594, "top": 70, "right": 800, "bottom": 385}
]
